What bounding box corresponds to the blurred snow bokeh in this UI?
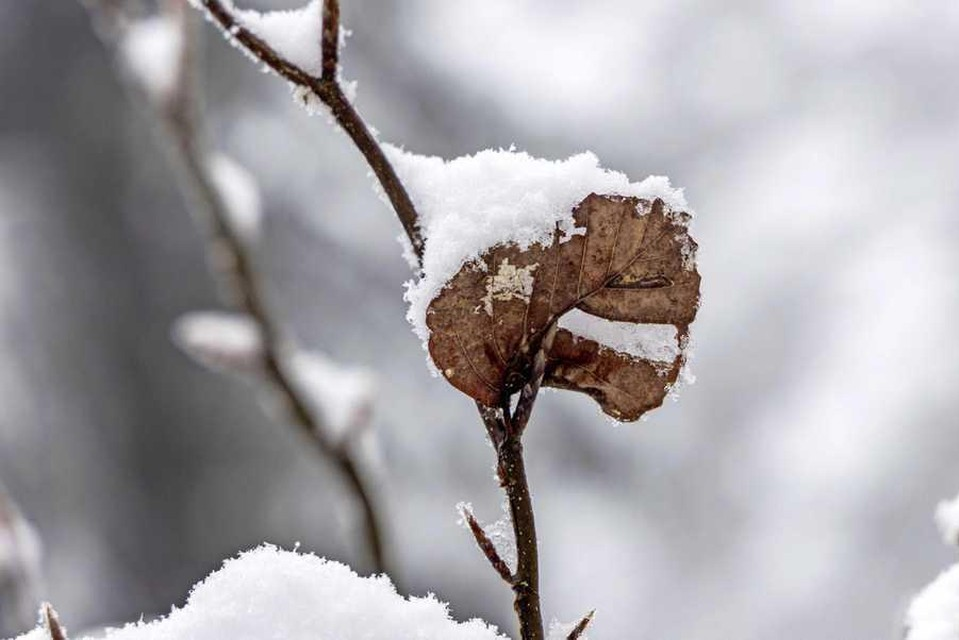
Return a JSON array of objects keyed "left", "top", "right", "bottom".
[{"left": 1, "top": 0, "right": 958, "bottom": 638}]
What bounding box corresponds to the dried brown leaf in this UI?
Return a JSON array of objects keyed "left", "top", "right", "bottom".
[{"left": 427, "top": 193, "right": 700, "bottom": 421}]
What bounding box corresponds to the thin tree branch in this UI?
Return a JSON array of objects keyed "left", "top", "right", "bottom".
[
  {"left": 79, "top": 0, "right": 391, "bottom": 577},
  {"left": 566, "top": 610, "right": 595, "bottom": 640},
  {"left": 494, "top": 410, "right": 544, "bottom": 640},
  {"left": 194, "top": 0, "right": 425, "bottom": 262},
  {"left": 459, "top": 504, "right": 514, "bottom": 584},
  {"left": 320, "top": 0, "right": 340, "bottom": 82}
]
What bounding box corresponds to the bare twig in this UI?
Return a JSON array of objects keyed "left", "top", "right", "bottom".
[
  {"left": 41, "top": 604, "right": 67, "bottom": 640},
  {"left": 459, "top": 504, "right": 514, "bottom": 584},
  {"left": 195, "top": 0, "right": 425, "bottom": 261},
  {"left": 320, "top": 0, "right": 340, "bottom": 82},
  {"left": 494, "top": 411, "right": 544, "bottom": 640},
  {"left": 79, "top": 0, "right": 391, "bottom": 577},
  {"left": 566, "top": 610, "right": 595, "bottom": 640}
]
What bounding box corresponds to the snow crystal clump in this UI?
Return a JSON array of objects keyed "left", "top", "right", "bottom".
[
  {"left": 936, "top": 492, "right": 959, "bottom": 547},
  {"left": 12, "top": 545, "right": 507, "bottom": 640},
  {"left": 286, "top": 351, "right": 376, "bottom": 440},
  {"left": 171, "top": 311, "right": 263, "bottom": 374},
  {"left": 384, "top": 146, "right": 689, "bottom": 361},
  {"left": 208, "top": 154, "right": 262, "bottom": 243},
  {"left": 906, "top": 563, "right": 959, "bottom": 640},
  {"left": 121, "top": 16, "right": 183, "bottom": 102}
]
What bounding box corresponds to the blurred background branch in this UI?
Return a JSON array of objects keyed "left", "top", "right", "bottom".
[{"left": 76, "top": 0, "right": 391, "bottom": 577}]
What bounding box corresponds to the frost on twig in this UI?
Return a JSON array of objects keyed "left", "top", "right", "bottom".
[
  {"left": 12, "top": 546, "right": 507, "bottom": 640},
  {"left": 456, "top": 503, "right": 514, "bottom": 585},
  {"left": 0, "top": 487, "right": 43, "bottom": 637},
  {"left": 545, "top": 611, "right": 594, "bottom": 640}
]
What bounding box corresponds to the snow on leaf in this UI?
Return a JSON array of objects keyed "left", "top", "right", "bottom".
[
  {"left": 426, "top": 194, "right": 700, "bottom": 421},
  {"left": 10, "top": 545, "right": 508, "bottom": 640},
  {"left": 171, "top": 311, "right": 263, "bottom": 374},
  {"left": 385, "top": 147, "right": 688, "bottom": 351}
]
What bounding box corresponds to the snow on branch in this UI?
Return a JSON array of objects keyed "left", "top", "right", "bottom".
[
  {"left": 120, "top": 14, "right": 185, "bottom": 104},
  {"left": 189, "top": 0, "right": 424, "bottom": 259},
  {"left": 172, "top": 311, "right": 263, "bottom": 375},
  {"left": 286, "top": 351, "right": 376, "bottom": 444},
  {"left": 207, "top": 154, "right": 262, "bottom": 244},
  {"left": 12, "top": 546, "right": 507, "bottom": 640}
]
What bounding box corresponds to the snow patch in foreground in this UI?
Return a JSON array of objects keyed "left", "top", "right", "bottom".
[{"left": 11, "top": 545, "right": 506, "bottom": 640}]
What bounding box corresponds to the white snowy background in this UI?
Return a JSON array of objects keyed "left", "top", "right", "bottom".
[{"left": 1, "top": 0, "right": 959, "bottom": 638}]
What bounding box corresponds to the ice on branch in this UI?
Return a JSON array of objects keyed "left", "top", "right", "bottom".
[
  {"left": 12, "top": 545, "right": 507, "bottom": 640},
  {"left": 0, "top": 488, "right": 43, "bottom": 636},
  {"left": 208, "top": 154, "right": 262, "bottom": 243},
  {"left": 172, "top": 311, "right": 263, "bottom": 374},
  {"left": 936, "top": 492, "right": 959, "bottom": 548},
  {"left": 286, "top": 351, "right": 376, "bottom": 441},
  {"left": 120, "top": 16, "right": 183, "bottom": 103},
  {"left": 384, "top": 146, "right": 690, "bottom": 355}
]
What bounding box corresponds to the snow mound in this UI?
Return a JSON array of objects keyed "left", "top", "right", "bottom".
[
  {"left": 12, "top": 546, "right": 507, "bottom": 640},
  {"left": 906, "top": 563, "right": 959, "bottom": 640},
  {"left": 385, "top": 146, "right": 689, "bottom": 362}
]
